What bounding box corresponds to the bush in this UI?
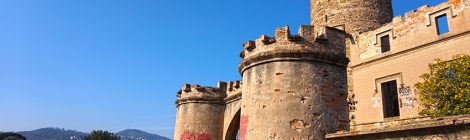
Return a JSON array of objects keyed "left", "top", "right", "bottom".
[
  {"left": 415, "top": 54, "right": 470, "bottom": 117},
  {"left": 0, "top": 132, "right": 26, "bottom": 140},
  {"left": 82, "top": 130, "right": 120, "bottom": 140}
]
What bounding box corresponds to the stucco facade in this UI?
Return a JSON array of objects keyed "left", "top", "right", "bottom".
[{"left": 349, "top": 0, "right": 470, "bottom": 125}]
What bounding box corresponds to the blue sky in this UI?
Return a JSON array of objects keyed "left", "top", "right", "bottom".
[{"left": 0, "top": 0, "right": 447, "bottom": 138}]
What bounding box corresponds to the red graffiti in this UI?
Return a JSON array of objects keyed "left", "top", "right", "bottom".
[
  {"left": 180, "top": 130, "right": 211, "bottom": 140},
  {"left": 240, "top": 115, "right": 249, "bottom": 140}
]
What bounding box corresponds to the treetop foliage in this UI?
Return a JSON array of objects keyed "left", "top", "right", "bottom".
[
  {"left": 0, "top": 132, "right": 26, "bottom": 140},
  {"left": 82, "top": 130, "right": 121, "bottom": 140},
  {"left": 415, "top": 54, "right": 470, "bottom": 117}
]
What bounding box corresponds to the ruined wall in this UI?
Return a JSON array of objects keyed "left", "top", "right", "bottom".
[
  {"left": 349, "top": 1, "right": 470, "bottom": 124},
  {"left": 310, "top": 0, "right": 393, "bottom": 34},
  {"left": 310, "top": 0, "right": 394, "bottom": 126},
  {"left": 238, "top": 25, "right": 349, "bottom": 139},
  {"left": 326, "top": 115, "right": 470, "bottom": 140},
  {"left": 174, "top": 83, "right": 227, "bottom": 140}
]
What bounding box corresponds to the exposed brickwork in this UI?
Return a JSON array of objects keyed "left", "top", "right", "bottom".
[
  {"left": 173, "top": 1, "right": 470, "bottom": 140},
  {"left": 239, "top": 25, "right": 349, "bottom": 139},
  {"left": 310, "top": 0, "right": 393, "bottom": 34},
  {"left": 349, "top": 0, "right": 470, "bottom": 124},
  {"left": 310, "top": 0, "right": 394, "bottom": 126}
]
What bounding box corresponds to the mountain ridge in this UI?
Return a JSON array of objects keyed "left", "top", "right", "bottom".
[{"left": 6, "top": 127, "right": 171, "bottom": 140}]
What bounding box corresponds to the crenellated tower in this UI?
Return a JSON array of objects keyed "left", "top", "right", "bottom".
[
  {"left": 311, "top": 0, "right": 393, "bottom": 34},
  {"left": 173, "top": 0, "right": 470, "bottom": 139},
  {"left": 173, "top": 82, "right": 227, "bottom": 140},
  {"left": 238, "top": 25, "right": 349, "bottom": 139}
]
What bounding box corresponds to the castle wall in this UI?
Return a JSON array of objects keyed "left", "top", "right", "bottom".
[
  {"left": 174, "top": 103, "right": 225, "bottom": 140},
  {"left": 310, "top": 0, "right": 393, "bottom": 34},
  {"left": 241, "top": 61, "right": 348, "bottom": 139},
  {"left": 349, "top": 1, "right": 470, "bottom": 124},
  {"left": 238, "top": 26, "right": 349, "bottom": 139},
  {"left": 173, "top": 1, "right": 470, "bottom": 140},
  {"left": 174, "top": 84, "right": 227, "bottom": 140},
  {"left": 222, "top": 81, "right": 242, "bottom": 140}
]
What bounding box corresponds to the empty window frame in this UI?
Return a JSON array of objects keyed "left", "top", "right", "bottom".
[
  {"left": 381, "top": 80, "right": 400, "bottom": 118},
  {"left": 436, "top": 14, "right": 450, "bottom": 35},
  {"left": 380, "top": 35, "right": 391, "bottom": 53}
]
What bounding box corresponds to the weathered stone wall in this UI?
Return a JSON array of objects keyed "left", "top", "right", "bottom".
[
  {"left": 310, "top": 0, "right": 393, "bottom": 126},
  {"left": 173, "top": 1, "right": 470, "bottom": 140},
  {"left": 238, "top": 26, "right": 349, "bottom": 140},
  {"left": 222, "top": 81, "right": 242, "bottom": 140},
  {"left": 326, "top": 115, "right": 470, "bottom": 140},
  {"left": 174, "top": 83, "right": 227, "bottom": 140},
  {"left": 349, "top": 1, "right": 470, "bottom": 124},
  {"left": 310, "top": 0, "right": 393, "bottom": 34}
]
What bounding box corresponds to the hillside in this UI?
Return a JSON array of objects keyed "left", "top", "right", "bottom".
[
  {"left": 18, "top": 128, "right": 86, "bottom": 140},
  {"left": 117, "top": 129, "right": 171, "bottom": 140},
  {"left": 12, "top": 128, "right": 170, "bottom": 140}
]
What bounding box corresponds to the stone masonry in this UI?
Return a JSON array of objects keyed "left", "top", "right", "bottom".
[
  {"left": 173, "top": 0, "right": 470, "bottom": 140},
  {"left": 174, "top": 83, "right": 227, "bottom": 140},
  {"left": 238, "top": 26, "right": 349, "bottom": 139},
  {"left": 310, "top": 0, "right": 393, "bottom": 34}
]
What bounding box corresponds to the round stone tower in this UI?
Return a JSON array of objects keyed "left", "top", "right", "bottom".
[
  {"left": 174, "top": 83, "right": 227, "bottom": 140},
  {"left": 311, "top": 0, "right": 393, "bottom": 33},
  {"left": 238, "top": 25, "right": 350, "bottom": 139}
]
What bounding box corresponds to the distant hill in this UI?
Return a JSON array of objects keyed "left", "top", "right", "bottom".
[
  {"left": 12, "top": 127, "right": 171, "bottom": 140},
  {"left": 117, "top": 129, "right": 171, "bottom": 140},
  {"left": 18, "top": 128, "right": 86, "bottom": 140}
]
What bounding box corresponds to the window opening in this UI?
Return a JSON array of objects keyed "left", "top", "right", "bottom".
[
  {"left": 381, "top": 35, "right": 391, "bottom": 53},
  {"left": 436, "top": 14, "right": 450, "bottom": 35}
]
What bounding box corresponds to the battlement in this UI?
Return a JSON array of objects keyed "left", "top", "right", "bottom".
[
  {"left": 239, "top": 25, "right": 349, "bottom": 74},
  {"left": 225, "top": 81, "right": 241, "bottom": 95},
  {"left": 351, "top": 0, "right": 470, "bottom": 64},
  {"left": 240, "top": 25, "right": 316, "bottom": 59},
  {"left": 389, "top": 0, "right": 467, "bottom": 37},
  {"left": 224, "top": 80, "right": 242, "bottom": 104},
  {"left": 176, "top": 81, "right": 228, "bottom": 106}
]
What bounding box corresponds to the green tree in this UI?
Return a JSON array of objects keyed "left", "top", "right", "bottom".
[
  {"left": 0, "top": 132, "right": 26, "bottom": 140},
  {"left": 82, "top": 130, "right": 120, "bottom": 140},
  {"left": 415, "top": 54, "right": 470, "bottom": 117}
]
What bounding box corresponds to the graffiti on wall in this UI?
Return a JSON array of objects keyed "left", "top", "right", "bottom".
[{"left": 398, "top": 85, "right": 417, "bottom": 108}]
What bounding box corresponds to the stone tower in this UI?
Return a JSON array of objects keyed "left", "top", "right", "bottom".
[
  {"left": 238, "top": 25, "right": 349, "bottom": 139},
  {"left": 310, "top": 0, "right": 393, "bottom": 33},
  {"left": 173, "top": 83, "right": 227, "bottom": 140}
]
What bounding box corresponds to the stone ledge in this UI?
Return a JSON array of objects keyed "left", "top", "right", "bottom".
[{"left": 326, "top": 114, "right": 470, "bottom": 138}]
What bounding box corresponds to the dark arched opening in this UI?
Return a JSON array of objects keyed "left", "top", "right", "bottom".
[{"left": 225, "top": 109, "right": 241, "bottom": 140}]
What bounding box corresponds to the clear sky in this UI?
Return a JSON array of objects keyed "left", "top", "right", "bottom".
[{"left": 0, "top": 0, "right": 447, "bottom": 138}]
